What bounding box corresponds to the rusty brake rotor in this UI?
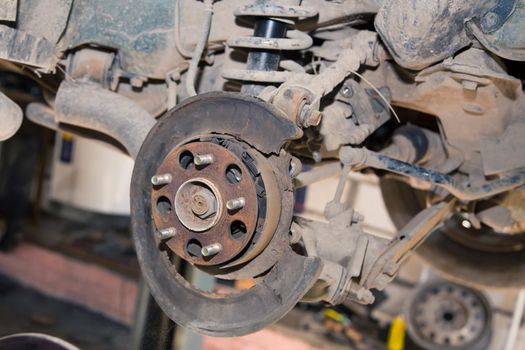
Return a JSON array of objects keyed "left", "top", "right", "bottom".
[
  {"left": 131, "top": 92, "right": 322, "bottom": 336},
  {"left": 151, "top": 141, "right": 261, "bottom": 265}
]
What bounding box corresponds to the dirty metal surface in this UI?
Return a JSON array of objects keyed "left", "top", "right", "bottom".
[
  {"left": 131, "top": 92, "right": 321, "bottom": 336},
  {"left": 204, "top": 149, "right": 293, "bottom": 280},
  {"left": 152, "top": 141, "right": 259, "bottom": 266},
  {"left": 479, "top": 0, "right": 517, "bottom": 33},
  {"left": 467, "top": 1, "right": 525, "bottom": 61},
  {"left": 480, "top": 122, "right": 525, "bottom": 175},
  {"left": 221, "top": 148, "right": 281, "bottom": 268},
  {"left": 60, "top": 0, "right": 176, "bottom": 78},
  {"left": 0, "top": 25, "right": 60, "bottom": 72},
  {"left": 374, "top": 0, "right": 495, "bottom": 70},
  {"left": 380, "top": 178, "right": 525, "bottom": 289},
  {"left": 0, "top": 0, "right": 17, "bottom": 21},
  {"left": 234, "top": 3, "right": 318, "bottom": 18},
  {"left": 362, "top": 48, "right": 525, "bottom": 170},
  {"left": 67, "top": 49, "right": 115, "bottom": 86},
  {"left": 16, "top": 0, "right": 73, "bottom": 44}
]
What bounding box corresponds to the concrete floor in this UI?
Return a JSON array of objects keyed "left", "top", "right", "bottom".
[
  {"left": 0, "top": 274, "right": 130, "bottom": 350},
  {"left": 0, "top": 272, "right": 359, "bottom": 350}
]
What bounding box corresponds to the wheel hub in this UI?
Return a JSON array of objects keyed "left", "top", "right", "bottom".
[
  {"left": 151, "top": 140, "right": 261, "bottom": 266},
  {"left": 175, "top": 178, "right": 222, "bottom": 231},
  {"left": 131, "top": 92, "right": 321, "bottom": 336}
]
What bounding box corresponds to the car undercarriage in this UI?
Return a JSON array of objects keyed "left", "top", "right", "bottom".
[{"left": 0, "top": 0, "right": 524, "bottom": 338}]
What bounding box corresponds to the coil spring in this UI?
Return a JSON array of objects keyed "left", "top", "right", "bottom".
[{"left": 222, "top": 2, "right": 318, "bottom": 85}]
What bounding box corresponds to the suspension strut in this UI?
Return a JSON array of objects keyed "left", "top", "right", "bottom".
[
  {"left": 242, "top": 18, "right": 287, "bottom": 95},
  {"left": 223, "top": 1, "right": 318, "bottom": 96}
]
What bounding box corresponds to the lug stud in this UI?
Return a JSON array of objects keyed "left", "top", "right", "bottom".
[
  {"left": 151, "top": 173, "right": 172, "bottom": 185},
  {"left": 194, "top": 154, "right": 214, "bottom": 166},
  {"left": 159, "top": 227, "right": 176, "bottom": 240},
  {"left": 226, "top": 197, "right": 245, "bottom": 211},
  {"left": 201, "top": 243, "right": 222, "bottom": 257}
]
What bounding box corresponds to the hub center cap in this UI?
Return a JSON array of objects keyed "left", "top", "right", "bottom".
[{"left": 175, "top": 178, "right": 222, "bottom": 232}]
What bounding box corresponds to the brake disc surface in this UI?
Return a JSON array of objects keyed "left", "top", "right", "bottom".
[{"left": 131, "top": 92, "right": 322, "bottom": 336}]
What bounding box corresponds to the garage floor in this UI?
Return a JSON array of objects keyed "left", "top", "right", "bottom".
[{"left": 0, "top": 274, "right": 130, "bottom": 350}]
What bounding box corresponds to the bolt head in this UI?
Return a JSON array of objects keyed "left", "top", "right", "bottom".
[
  {"left": 191, "top": 194, "right": 209, "bottom": 215},
  {"left": 307, "top": 110, "right": 322, "bottom": 127},
  {"left": 482, "top": 11, "right": 499, "bottom": 28},
  {"left": 299, "top": 104, "right": 322, "bottom": 128},
  {"left": 461, "top": 219, "right": 472, "bottom": 229},
  {"left": 341, "top": 85, "right": 353, "bottom": 98}
]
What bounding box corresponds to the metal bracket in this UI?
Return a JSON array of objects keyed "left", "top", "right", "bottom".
[
  {"left": 339, "top": 146, "right": 525, "bottom": 201},
  {"left": 480, "top": 0, "right": 517, "bottom": 33},
  {"left": 0, "top": 0, "right": 17, "bottom": 21},
  {"left": 360, "top": 199, "right": 456, "bottom": 291}
]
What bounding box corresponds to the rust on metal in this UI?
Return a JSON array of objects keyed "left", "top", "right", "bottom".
[
  {"left": 222, "top": 149, "right": 281, "bottom": 267},
  {"left": 151, "top": 141, "right": 259, "bottom": 266}
]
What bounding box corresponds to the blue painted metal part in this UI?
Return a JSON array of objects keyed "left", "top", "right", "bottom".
[{"left": 61, "top": 0, "right": 177, "bottom": 79}]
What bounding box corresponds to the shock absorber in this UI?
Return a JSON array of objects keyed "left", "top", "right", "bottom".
[{"left": 223, "top": 1, "right": 318, "bottom": 96}]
